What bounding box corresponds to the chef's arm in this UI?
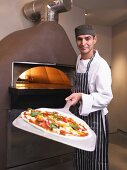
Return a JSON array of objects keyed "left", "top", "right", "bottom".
[
  {"left": 66, "top": 63, "right": 113, "bottom": 116},
  {"left": 80, "top": 64, "right": 113, "bottom": 115},
  {"left": 65, "top": 90, "right": 113, "bottom": 116},
  {"left": 80, "top": 91, "right": 113, "bottom": 116}
]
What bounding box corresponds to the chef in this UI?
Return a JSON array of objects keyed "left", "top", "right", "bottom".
[{"left": 65, "top": 24, "right": 113, "bottom": 170}]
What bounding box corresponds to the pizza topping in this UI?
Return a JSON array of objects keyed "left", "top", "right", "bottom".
[
  {"left": 49, "top": 123, "right": 58, "bottom": 130},
  {"left": 60, "top": 130, "right": 66, "bottom": 135},
  {"left": 69, "top": 123, "right": 79, "bottom": 130},
  {"left": 30, "top": 110, "right": 42, "bottom": 117},
  {"left": 22, "top": 109, "right": 88, "bottom": 137}
]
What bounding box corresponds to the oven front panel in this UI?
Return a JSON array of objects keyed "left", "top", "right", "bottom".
[{"left": 9, "top": 88, "right": 71, "bottom": 109}]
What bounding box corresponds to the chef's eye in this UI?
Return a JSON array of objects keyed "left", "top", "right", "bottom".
[
  {"left": 77, "top": 37, "right": 82, "bottom": 41},
  {"left": 76, "top": 36, "right": 94, "bottom": 42},
  {"left": 85, "top": 36, "right": 93, "bottom": 41}
]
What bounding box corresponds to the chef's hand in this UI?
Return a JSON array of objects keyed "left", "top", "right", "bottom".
[{"left": 65, "top": 93, "right": 82, "bottom": 106}]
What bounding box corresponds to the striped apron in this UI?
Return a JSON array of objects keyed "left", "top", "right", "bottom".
[{"left": 71, "top": 56, "right": 109, "bottom": 170}]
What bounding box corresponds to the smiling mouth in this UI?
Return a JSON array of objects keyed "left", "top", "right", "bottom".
[{"left": 80, "top": 47, "right": 87, "bottom": 50}]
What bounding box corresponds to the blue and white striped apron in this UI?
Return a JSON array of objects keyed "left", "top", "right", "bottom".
[{"left": 71, "top": 56, "right": 109, "bottom": 170}]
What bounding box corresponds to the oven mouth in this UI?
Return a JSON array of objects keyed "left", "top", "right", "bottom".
[
  {"left": 11, "top": 61, "right": 74, "bottom": 90},
  {"left": 9, "top": 61, "right": 74, "bottom": 109}
]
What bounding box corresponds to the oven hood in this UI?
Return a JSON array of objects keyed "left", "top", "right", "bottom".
[{"left": 0, "top": 21, "right": 77, "bottom": 66}]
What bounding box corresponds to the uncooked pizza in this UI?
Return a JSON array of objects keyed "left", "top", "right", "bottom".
[{"left": 21, "top": 108, "right": 88, "bottom": 137}]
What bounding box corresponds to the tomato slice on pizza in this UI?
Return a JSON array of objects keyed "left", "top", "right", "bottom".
[{"left": 21, "top": 108, "right": 88, "bottom": 137}]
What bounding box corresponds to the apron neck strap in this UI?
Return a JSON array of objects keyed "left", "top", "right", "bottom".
[{"left": 86, "top": 53, "right": 95, "bottom": 73}]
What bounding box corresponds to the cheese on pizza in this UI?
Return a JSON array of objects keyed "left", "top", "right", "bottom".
[{"left": 21, "top": 109, "right": 88, "bottom": 137}]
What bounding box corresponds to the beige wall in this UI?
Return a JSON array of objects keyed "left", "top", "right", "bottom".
[
  {"left": 0, "top": 0, "right": 33, "bottom": 40},
  {"left": 59, "top": 5, "right": 85, "bottom": 55},
  {"left": 109, "top": 20, "right": 127, "bottom": 132},
  {"left": 94, "top": 25, "right": 112, "bottom": 66}
]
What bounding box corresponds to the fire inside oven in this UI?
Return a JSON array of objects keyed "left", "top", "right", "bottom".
[{"left": 16, "top": 66, "right": 71, "bottom": 89}]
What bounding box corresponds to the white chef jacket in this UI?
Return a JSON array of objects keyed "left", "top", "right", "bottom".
[{"left": 76, "top": 50, "right": 113, "bottom": 116}]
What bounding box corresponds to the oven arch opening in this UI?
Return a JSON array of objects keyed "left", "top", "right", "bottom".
[
  {"left": 16, "top": 66, "right": 72, "bottom": 89},
  {"left": 9, "top": 63, "right": 74, "bottom": 109}
]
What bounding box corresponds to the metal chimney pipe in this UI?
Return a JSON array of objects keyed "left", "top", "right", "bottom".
[{"left": 23, "top": 0, "right": 72, "bottom": 23}]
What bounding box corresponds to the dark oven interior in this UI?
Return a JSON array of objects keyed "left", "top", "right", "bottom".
[{"left": 7, "top": 62, "right": 75, "bottom": 170}]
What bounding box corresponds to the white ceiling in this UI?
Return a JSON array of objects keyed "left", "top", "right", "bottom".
[{"left": 73, "top": 0, "right": 127, "bottom": 26}]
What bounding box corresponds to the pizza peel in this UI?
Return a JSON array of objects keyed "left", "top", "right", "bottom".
[{"left": 13, "top": 101, "right": 96, "bottom": 151}]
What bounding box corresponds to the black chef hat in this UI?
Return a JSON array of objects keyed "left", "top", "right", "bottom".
[{"left": 75, "top": 25, "right": 96, "bottom": 37}]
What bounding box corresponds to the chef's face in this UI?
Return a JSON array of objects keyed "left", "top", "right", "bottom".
[{"left": 76, "top": 35, "right": 97, "bottom": 55}]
